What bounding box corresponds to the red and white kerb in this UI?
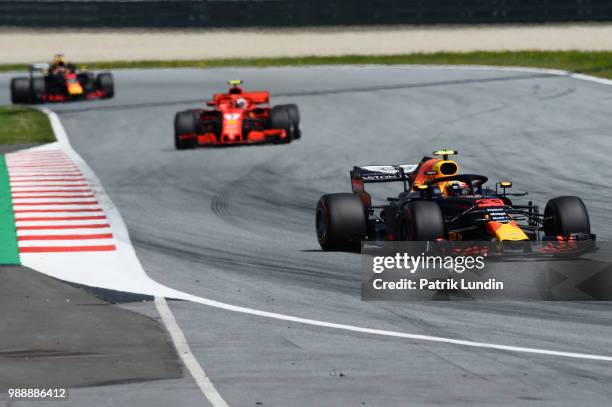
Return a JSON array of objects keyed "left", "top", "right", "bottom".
[{"left": 6, "top": 149, "right": 116, "bottom": 253}]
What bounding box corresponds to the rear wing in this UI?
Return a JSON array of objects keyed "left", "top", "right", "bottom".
[
  {"left": 350, "top": 164, "right": 418, "bottom": 207},
  {"left": 28, "top": 63, "right": 49, "bottom": 76},
  {"left": 350, "top": 164, "right": 418, "bottom": 183}
]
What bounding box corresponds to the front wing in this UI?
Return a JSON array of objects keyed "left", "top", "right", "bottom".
[{"left": 178, "top": 129, "right": 287, "bottom": 145}]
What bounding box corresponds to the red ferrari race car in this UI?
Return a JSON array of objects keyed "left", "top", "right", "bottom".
[
  {"left": 10, "top": 54, "right": 114, "bottom": 104},
  {"left": 174, "top": 80, "right": 300, "bottom": 148}
]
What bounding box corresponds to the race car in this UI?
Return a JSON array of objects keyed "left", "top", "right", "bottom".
[
  {"left": 316, "top": 150, "right": 595, "bottom": 252},
  {"left": 174, "top": 80, "right": 300, "bottom": 148},
  {"left": 10, "top": 54, "right": 114, "bottom": 104}
]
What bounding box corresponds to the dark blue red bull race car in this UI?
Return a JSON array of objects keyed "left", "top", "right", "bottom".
[
  {"left": 316, "top": 150, "right": 595, "bottom": 255},
  {"left": 10, "top": 54, "right": 114, "bottom": 104}
]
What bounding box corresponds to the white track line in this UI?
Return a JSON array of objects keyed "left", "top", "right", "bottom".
[
  {"left": 154, "top": 297, "right": 229, "bottom": 407},
  {"left": 26, "top": 68, "right": 612, "bottom": 388},
  {"left": 177, "top": 295, "right": 612, "bottom": 362}
]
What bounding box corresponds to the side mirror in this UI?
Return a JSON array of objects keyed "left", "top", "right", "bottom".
[{"left": 496, "top": 181, "right": 512, "bottom": 196}]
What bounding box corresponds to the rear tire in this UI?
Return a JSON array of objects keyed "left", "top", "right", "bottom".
[
  {"left": 400, "top": 201, "right": 445, "bottom": 241},
  {"left": 174, "top": 110, "right": 197, "bottom": 150},
  {"left": 96, "top": 73, "right": 114, "bottom": 98},
  {"left": 281, "top": 104, "right": 301, "bottom": 139},
  {"left": 270, "top": 106, "right": 293, "bottom": 144},
  {"left": 10, "top": 77, "right": 31, "bottom": 104},
  {"left": 543, "top": 196, "right": 590, "bottom": 236},
  {"left": 316, "top": 193, "right": 366, "bottom": 251}
]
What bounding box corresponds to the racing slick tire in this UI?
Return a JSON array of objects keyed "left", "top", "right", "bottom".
[
  {"left": 543, "top": 196, "right": 591, "bottom": 236},
  {"left": 10, "top": 77, "right": 31, "bottom": 104},
  {"left": 174, "top": 110, "right": 198, "bottom": 149},
  {"left": 316, "top": 193, "right": 367, "bottom": 251},
  {"left": 96, "top": 73, "right": 114, "bottom": 98},
  {"left": 29, "top": 77, "right": 46, "bottom": 104},
  {"left": 282, "top": 104, "right": 301, "bottom": 139},
  {"left": 400, "top": 201, "right": 445, "bottom": 241},
  {"left": 270, "top": 105, "right": 294, "bottom": 144}
]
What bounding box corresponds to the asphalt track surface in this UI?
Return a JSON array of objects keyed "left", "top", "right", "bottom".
[
  {"left": 1, "top": 67, "right": 612, "bottom": 406},
  {"left": 0, "top": 266, "right": 181, "bottom": 392}
]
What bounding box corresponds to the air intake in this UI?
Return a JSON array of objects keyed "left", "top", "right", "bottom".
[{"left": 438, "top": 161, "right": 458, "bottom": 176}]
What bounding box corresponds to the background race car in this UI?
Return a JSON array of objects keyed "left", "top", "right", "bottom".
[
  {"left": 316, "top": 150, "right": 595, "bottom": 253},
  {"left": 174, "top": 80, "right": 300, "bottom": 148},
  {"left": 10, "top": 62, "right": 114, "bottom": 104}
]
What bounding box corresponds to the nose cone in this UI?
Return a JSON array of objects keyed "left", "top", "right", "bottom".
[
  {"left": 487, "top": 222, "right": 529, "bottom": 241},
  {"left": 67, "top": 82, "right": 83, "bottom": 95}
]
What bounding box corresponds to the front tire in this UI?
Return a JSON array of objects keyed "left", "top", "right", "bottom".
[
  {"left": 543, "top": 196, "right": 590, "bottom": 236},
  {"left": 270, "top": 106, "right": 293, "bottom": 144},
  {"left": 316, "top": 193, "right": 366, "bottom": 251},
  {"left": 96, "top": 73, "right": 114, "bottom": 98},
  {"left": 174, "top": 110, "right": 198, "bottom": 149},
  {"left": 399, "top": 201, "right": 445, "bottom": 241}
]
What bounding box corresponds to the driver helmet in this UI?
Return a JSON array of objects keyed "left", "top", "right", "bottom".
[
  {"left": 235, "top": 98, "right": 247, "bottom": 109},
  {"left": 446, "top": 180, "right": 470, "bottom": 196},
  {"left": 52, "top": 54, "right": 66, "bottom": 67}
]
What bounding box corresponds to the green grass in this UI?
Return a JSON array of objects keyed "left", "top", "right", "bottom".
[
  {"left": 2, "top": 51, "right": 612, "bottom": 78},
  {"left": 0, "top": 106, "right": 55, "bottom": 144}
]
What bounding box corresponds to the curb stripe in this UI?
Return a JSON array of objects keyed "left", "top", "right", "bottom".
[
  {"left": 9, "top": 170, "right": 81, "bottom": 174},
  {"left": 8, "top": 168, "right": 80, "bottom": 172},
  {"left": 11, "top": 173, "right": 84, "bottom": 178},
  {"left": 17, "top": 224, "right": 111, "bottom": 230},
  {"left": 6, "top": 147, "right": 117, "bottom": 255},
  {"left": 11, "top": 184, "right": 89, "bottom": 188},
  {"left": 15, "top": 214, "right": 106, "bottom": 222},
  {"left": 10, "top": 189, "right": 93, "bottom": 194},
  {"left": 9, "top": 170, "right": 79, "bottom": 173},
  {"left": 12, "top": 201, "right": 99, "bottom": 206},
  {"left": 15, "top": 216, "right": 107, "bottom": 221},
  {"left": 18, "top": 233, "right": 113, "bottom": 241},
  {"left": 9, "top": 163, "right": 71, "bottom": 166},
  {"left": 9, "top": 167, "right": 75, "bottom": 170},
  {"left": 12, "top": 195, "right": 96, "bottom": 199},
  {"left": 19, "top": 245, "right": 116, "bottom": 253},
  {"left": 7, "top": 163, "right": 78, "bottom": 168},
  {"left": 10, "top": 178, "right": 87, "bottom": 183},
  {"left": 8, "top": 160, "right": 70, "bottom": 163},
  {"left": 7, "top": 159, "right": 74, "bottom": 162}
]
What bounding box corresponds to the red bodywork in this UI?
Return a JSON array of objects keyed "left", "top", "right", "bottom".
[{"left": 177, "top": 86, "right": 288, "bottom": 145}]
